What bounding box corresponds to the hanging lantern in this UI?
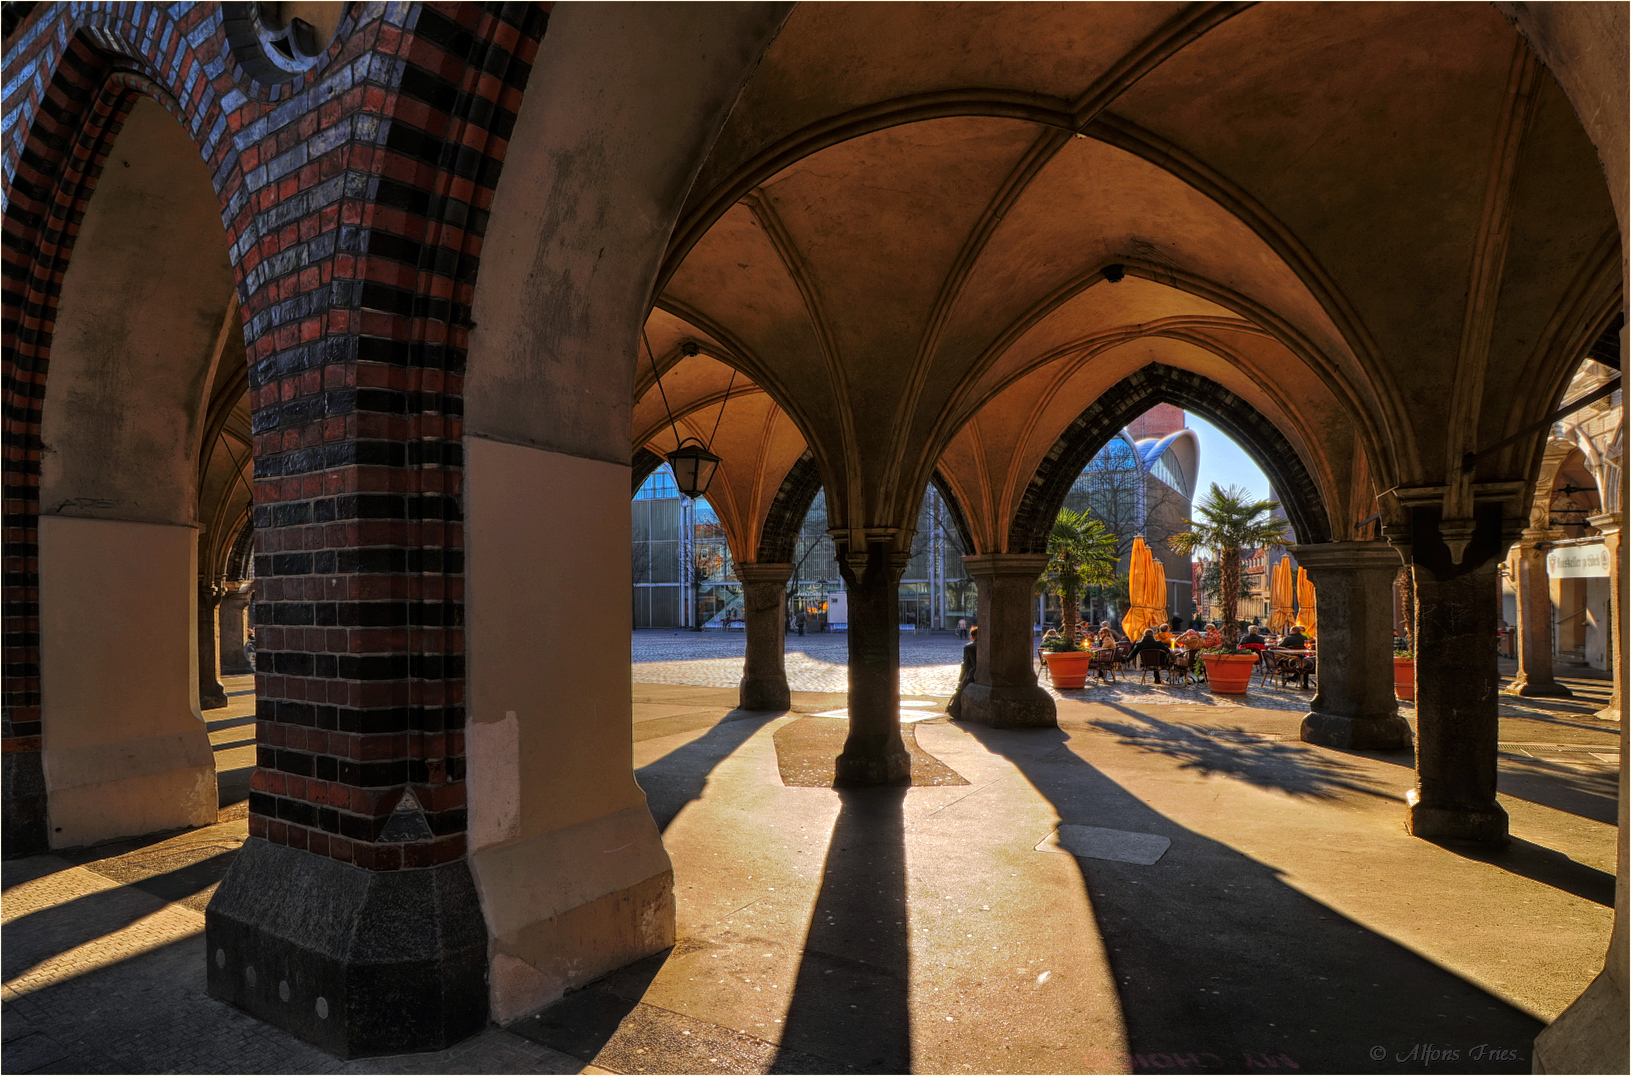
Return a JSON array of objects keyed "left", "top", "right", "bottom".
[{"left": 667, "top": 437, "right": 721, "bottom": 499}]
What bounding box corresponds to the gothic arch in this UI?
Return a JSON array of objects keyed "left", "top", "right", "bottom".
[
  {"left": 756, "top": 452, "right": 825, "bottom": 565},
  {"left": 631, "top": 448, "right": 665, "bottom": 495},
  {"left": 1008, "top": 363, "right": 1333, "bottom": 554},
  {"left": 756, "top": 454, "right": 977, "bottom": 566}
]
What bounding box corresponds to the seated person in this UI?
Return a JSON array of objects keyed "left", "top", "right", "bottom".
[
  {"left": 949, "top": 626, "right": 979, "bottom": 718},
  {"left": 1201, "top": 623, "right": 1223, "bottom": 647},
  {"left": 1154, "top": 624, "right": 1173, "bottom": 644},
  {"left": 1237, "top": 626, "right": 1268, "bottom": 651},
  {"left": 1279, "top": 625, "right": 1310, "bottom": 650},
  {"left": 1176, "top": 628, "right": 1205, "bottom": 651},
  {"left": 1128, "top": 628, "right": 1173, "bottom": 683},
  {"left": 1096, "top": 627, "right": 1117, "bottom": 649}
]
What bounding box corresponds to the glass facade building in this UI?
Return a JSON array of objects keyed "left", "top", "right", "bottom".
[{"left": 631, "top": 466, "right": 973, "bottom": 630}]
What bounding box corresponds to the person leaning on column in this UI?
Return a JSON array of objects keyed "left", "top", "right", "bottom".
[{"left": 948, "top": 626, "right": 978, "bottom": 719}]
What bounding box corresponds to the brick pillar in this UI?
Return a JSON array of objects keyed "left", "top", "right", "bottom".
[
  {"left": 1294, "top": 542, "right": 1413, "bottom": 751},
  {"left": 1589, "top": 513, "right": 1621, "bottom": 722},
  {"left": 1507, "top": 528, "right": 1572, "bottom": 698},
  {"left": 199, "top": 580, "right": 228, "bottom": 710},
  {"left": 960, "top": 553, "right": 1056, "bottom": 729},
  {"left": 203, "top": 3, "right": 548, "bottom": 1059},
  {"left": 834, "top": 537, "right": 910, "bottom": 785},
  {"left": 737, "top": 562, "right": 793, "bottom": 711},
  {"left": 219, "top": 584, "right": 253, "bottom": 676}
]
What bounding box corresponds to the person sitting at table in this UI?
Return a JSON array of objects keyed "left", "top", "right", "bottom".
[
  {"left": 1129, "top": 628, "right": 1173, "bottom": 683},
  {"left": 1176, "top": 627, "right": 1205, "bottom": 651},
  {"left": 1277, "top": 624, "right": 1315, "bottom": 688},
  {"left": 1096, "top": 626, "right": 1117, "bottom": 649},
  {"left": 1237, "top": 626, "right": 1267, "bottom": 650},
  {"left": 1154, "top": 623, "right": 1173, "bottom": 644},
  {"left": 1201, "top": 623, "right": 1223, "bottom": 647}
]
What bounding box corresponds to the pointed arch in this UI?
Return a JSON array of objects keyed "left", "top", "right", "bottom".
[{"left": 1008, "top": 364, "right": 1332, "bottom": 554}]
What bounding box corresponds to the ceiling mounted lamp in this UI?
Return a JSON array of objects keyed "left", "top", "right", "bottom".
[
  {"left": 644, "top": 333, "right": 734, "bottom": 499},
  {"left": 666, "top": 438, "right": 722, "bottom": 499}
]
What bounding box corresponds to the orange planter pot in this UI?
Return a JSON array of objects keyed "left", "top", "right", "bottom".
[
  {"left": 1043, "top": 650, "right": 1094, "bottom": 690},
  {"left": 1202, "top": 653, "right": 1257, "bottom": 695},
  {"left": 1393, "top": 656, "right": 1415, "bottom": 701}
]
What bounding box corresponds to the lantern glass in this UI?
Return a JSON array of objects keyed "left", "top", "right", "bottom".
[{"left": 667, "top": 443, "right": 721, "bottom": 498}]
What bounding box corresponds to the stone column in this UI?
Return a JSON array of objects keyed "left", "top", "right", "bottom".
[
  {"left": 1408, "top": 550, "right": 1508, "bottom": 843},
  {"left": 738, "top": 562, "right": 794, "bottom": 711},
  {"left": 960, "top": 553, "right": 1056, "bottom": 728},
  {"left": 1293, "top": 542, "right": 1413, "bottom": 751},
  {"left": 834, "top": 537, "right": 911, "bottom": 785},
  {"left": 1588, "top": 513, "right": 1621, "bottom": 722},
  {"left": 1506, "top": 528, "right": 1572, "bottom": 697},
  {"left": 198, "top": 579, "right": 228, "bottom": 710},
  {"left": 218, "top": 583, "right": 253, "bottom": 675}
]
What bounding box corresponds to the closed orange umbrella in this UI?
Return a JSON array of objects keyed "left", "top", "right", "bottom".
[
  {"left": 1121, "top": 537, "right": 1167, "bottom": 639},
  {"left": 1269, "top": 558, "right": 1296, "bottom": 632},
  {"left": 1297, "top": 567, "right": 1317, "bottom": 638}
]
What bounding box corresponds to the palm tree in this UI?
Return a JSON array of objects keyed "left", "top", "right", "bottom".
[
  {"left": 1039, "top": 509, "right": 1120, "bottom": 641},
  {"left": 1168, "top": 484, "right": 1292, "bottom": 636}
]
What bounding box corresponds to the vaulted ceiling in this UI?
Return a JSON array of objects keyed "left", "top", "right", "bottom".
[{"left": 638, "top": 2, "right": 1619, "bottom": 552}]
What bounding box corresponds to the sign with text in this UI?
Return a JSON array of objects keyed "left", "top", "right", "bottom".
[{"left": 1546, "top": 543, "right": 1610, "bottom": 578}]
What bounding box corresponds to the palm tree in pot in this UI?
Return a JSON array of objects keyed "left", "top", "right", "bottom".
[
  {"left": 1039, "top": 509, "right": 1120, "bottom": 641},
  {"left": 1169, "top": 484, "right": 1292, "bottom": 638}
]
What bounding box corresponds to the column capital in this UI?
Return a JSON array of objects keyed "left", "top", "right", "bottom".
[
  {"left": 1288, "top": 541, "right": 1403, "bottom": 574},
  {"left": 1587, "top": 512, "right": 1622, "bottom": 538},
  {"left": 734, "top": 561, "right": 795, "bottom": 585},
  {"left": 1518, "top": 527, "right": 1568, "bottom": 547},
  {"left": 960, "top": 552, "right": 1051, "bottom": 579}
]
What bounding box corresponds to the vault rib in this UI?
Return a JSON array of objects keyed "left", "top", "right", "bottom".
[
  {"left": 1442, "top": 38, "right": 1543, "bottom": 521},
  {"left": 886, "top": 2, "right": 1252, "bottom": 518},
  {"left": 742, "top": 191, "right": 867, "bottom": 534}
]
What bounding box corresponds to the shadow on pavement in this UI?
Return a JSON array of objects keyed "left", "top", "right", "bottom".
[
  {"left": 2, "top": 851, "right": 236, "bottom": 982},
  {"left": 513, "top": 786, "right": 910, "bottom": 1075},
  {"left": 1086, "top": 703, "right": 1398, "bottom": 802},
  {"left": 773, "top": 786, "right": 911, "bottom": 1073},
  {"left": 637, "top": 709, "right": 783, "bottom": 831},
  {"left": 1496, "top": 755, "right": 1620, "bottom": 825},
  {"left": 961, "top": 722, "right": 1543, "bottom": 1074},
  {"left": 1424, "top": 836, "right": 1614, "bottom": 907}
]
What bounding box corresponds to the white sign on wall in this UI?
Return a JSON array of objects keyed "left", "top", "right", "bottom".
[{"left": 1546, "top": 543, "right": 1611, "bottom": 579}]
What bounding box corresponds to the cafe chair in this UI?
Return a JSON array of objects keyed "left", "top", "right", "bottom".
[{"left": 1137, "top": 649, "right": 1169, "bottom": 684}]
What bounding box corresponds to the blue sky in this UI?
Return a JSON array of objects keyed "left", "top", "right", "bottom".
[{"left": 1186, "top": 414, "right": 1275, "bottom": 504}]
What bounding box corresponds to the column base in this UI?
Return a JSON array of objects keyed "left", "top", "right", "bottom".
[
  {"left": 206, "top": 839, "right": 489, "bottom": 1058},
  {"left": 1300, "top": 711, "right": 1413, "bottom": 751},
  {"left": 1594, "top": 705, "right": 1620, "bottom": 723},
  {"left": 960, "top": 682, "right": 1058, "bottom": 729},
  {"left": 44, "top": 732, "right": 216, "bottom": 848},
  {"left": 221, "top": 662, "right": 255, "bottom": 676},
  {"left": 738, "top": 675, "right": 790, "bottom": 712},
  {"left": 202, "top": 684, "right": 229, "bottom": 710},
  {"left": 1504, "top": 675, "right": 1574, "bottom": 698},
  {"left": 1404, "top": 789, "right": 1509, "bottom": 844},
  {"left": 471, "top": 805, "right": 676, "bottom": 1024},
  {"left": 834, "top": 746, "right": 911, "bottom": 786},
  {"left": 1532, "top": 966, "right": 1630, "bottom": 1074},
  {"left": 2, "top": 752, "right": 49, "bottom": 857}
]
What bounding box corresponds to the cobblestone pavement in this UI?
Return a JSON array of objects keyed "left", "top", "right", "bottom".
[{"left": 632, "top": 628, "right": 969, "bottom": 695}]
